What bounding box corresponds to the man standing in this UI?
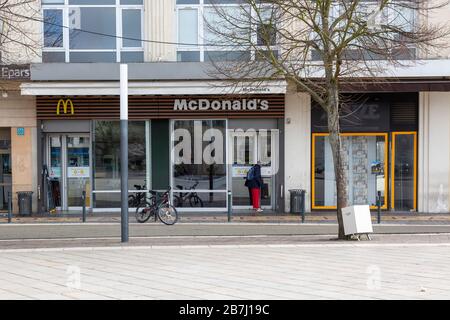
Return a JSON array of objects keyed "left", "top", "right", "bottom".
[{"left": 245, "top": 161, "right": 263, "bottom": 213}]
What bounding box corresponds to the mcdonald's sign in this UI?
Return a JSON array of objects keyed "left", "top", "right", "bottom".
[{"left": 56, "top": 99, "right": 74, "bottom": 115}]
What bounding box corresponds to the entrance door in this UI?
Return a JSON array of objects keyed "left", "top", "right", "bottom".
[
  {"left": 391, "top": 132, "right": 417, "bottom": 211},
  {"left": 47, "top": 134, "right": 90, "bottom": 211},
  {"left": 0, "top": 129, "right": 12, "bottom": 211},
  {"left": 229, "top": 130, "right": 277, "bottom": 209}
]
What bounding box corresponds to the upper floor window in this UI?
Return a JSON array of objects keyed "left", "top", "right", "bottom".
[
  {"left": 311, "top": 0, "right": 417, "bottom": 61},
  {"left": 42, "top": 0, "right": 144, "bottom": 63},
  {"left": 176, "top": 0, "right": 277, "bottom": 62}
]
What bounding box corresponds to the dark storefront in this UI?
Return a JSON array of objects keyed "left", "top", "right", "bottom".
[{"left": 311, "top": 93, "right": 418, "bottom": 211}]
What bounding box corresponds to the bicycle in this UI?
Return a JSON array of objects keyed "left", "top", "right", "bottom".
[
  {"left": 135, "top": 187, "right": 178, "bottom": 225},
  {"left": 173, "top": 180, "right": 204, "bottom": 208},
  {"left": 128, "top": 183, "right": 147, "bottom": 208}
]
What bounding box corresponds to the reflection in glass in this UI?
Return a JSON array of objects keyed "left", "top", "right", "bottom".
[
  {"left": 393, "top": 133, "right": 415, "bottom": 211},
  {"left": 178, "top": 9, "right": 198, "bottom": 45},
  {"left": 231, "top": 130, "right": 274, "bottom": 207},
  {"left": 93, "top": 121, "right": 146, "bottom": 208},
  {"left": 94, "top": 192, "right": 121, "bottom": 209},
  {"left": 44, "top": 9, "right": 64, "bottom": 48},
  {"left": 314, "top": 135, "right": 386, "bottom": 207},
  {"left": 67, "top": 136, "right": 90, "bottom": 207},
  {"left": 70, "top": 52, "right": 116, "bottom": 63},
  {"left": 49, "top": 136, "right": 62, "bottom": 207},
  {"left": 0, "top": 130, "right": 11, "bottom": 211},
  {"left": 69, "top": 8, "right": 116, "bottom": 49},
  {"left": 172, "top": 120, "right": 227, "bottom": 191},
  {"left": 122, "top": 9, "right": 142, "bottom": 47},
  {"left": 172, "top": 120, "right": 227, "bottom": 208},
  {"left": 173, "top": 192, "right": 226, "bottom": 208}
]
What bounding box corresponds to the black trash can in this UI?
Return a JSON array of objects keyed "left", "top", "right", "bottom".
[
  {"left": 289, "top": 189, "right": 305, "bottom": 215},
  {"left": 17, "top": 191, "right": 33, "bottom": 216}
]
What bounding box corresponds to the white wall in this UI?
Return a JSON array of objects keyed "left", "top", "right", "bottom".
[
  {"left": 144, "top": 0, "right": 176, "bottom": 62},
  {"left": 418, "top": 92, "right": 450, "bottom": 213},
  {"left": 284, "top": 84, "right": 311, "bottom": 212},
  {"left": 0, "top": 0, "right": 42, "bottom": 64}
]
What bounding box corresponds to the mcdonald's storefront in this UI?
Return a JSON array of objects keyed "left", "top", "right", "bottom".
[{"left": 35, "top": 94, "right": 286, "bottom": 213}]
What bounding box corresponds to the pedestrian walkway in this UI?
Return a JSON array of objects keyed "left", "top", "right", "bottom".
[
  {"left": 1, "top": 242, "right": 450, "bottom": 299},
  {"left": 2, "top": 222, "right": 450, "bottom": 243},
  {"left": 2, "top": 211, "right": 450, "bottom": 224}
]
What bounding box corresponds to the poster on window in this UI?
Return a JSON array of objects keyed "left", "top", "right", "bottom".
[
  {"left": 232, "top": 166, "right": 273, "bottom": 177},
  {"left": 68, "top": 167, "right": 90, "bottom": 178},
  {"left": 50, "top": 167, "right": 61, "bottom": 178}
]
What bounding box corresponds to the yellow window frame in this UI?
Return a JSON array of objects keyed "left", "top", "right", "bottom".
[{"left": 311, "top": 132, "right": 389, "bottom": 210}]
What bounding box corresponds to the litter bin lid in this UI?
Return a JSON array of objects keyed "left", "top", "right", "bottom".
[
  {"left": 16, "top": 191, "right": 34, "bottom": 195},
  {"left": 289, "top": 189, "right": 305, "bottom": 193}
]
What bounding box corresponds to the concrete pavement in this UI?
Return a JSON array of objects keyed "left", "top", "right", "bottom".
[
  {"left": 2, "top": 222, "right": 450, "bottom": 241},
  {"left": 1, "top": 242, "right": 450, "bottom": 300},
  {"left": 2, "top": 212, "right": 450, "bottom": 224}
]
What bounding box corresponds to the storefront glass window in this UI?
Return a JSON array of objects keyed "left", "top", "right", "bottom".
[
  {"left": 313, "top": 134, "right": 387, "bottom": 208},
  {"left": 93, "top": 121, "right": 147, "bottom": 208},
  {"left": 172, "top": 120, "right": 227, "bottom": 209},
  {"left": 392, "top": 132, "right": 416, "bottom": 211}
]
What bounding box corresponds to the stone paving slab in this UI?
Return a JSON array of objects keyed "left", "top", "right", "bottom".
[{"left": 1, "top": 242, "right": 450, "bottom": 300}]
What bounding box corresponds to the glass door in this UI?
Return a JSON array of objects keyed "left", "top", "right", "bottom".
[
  {"left": 230, "top": 130, "right": 258, "bottom": 207},
  {"left": 229, "top": 130, "right": 277, "bottom": 209},
  {"left": 66, "top": 135, "right": 90, "bottom": 208},
  {"left": 47, "top": 134, "right": 91, "bottom": 211},
  {"left": 49, "top": 135, "right": 62, "bottom": 208},
  {"left": 0, "top": 129, "right": 12, "bottom": 211},
  {"left": 391, "top": 132, "right": 417, "bottom": 211}
]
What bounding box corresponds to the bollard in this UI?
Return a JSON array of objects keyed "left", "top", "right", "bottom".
[
  {"left": 377, "top": 191, "right": 381, "bottom": 224},
  {"left": 154, "top": 191, "right": 159, "bottom": 222},
  {"left": 82, "top": 190, "right": 86, "bottom": 223},
  {"left": 8, "top": 192, "right": 12, "bottom": 223},
  {"left": 227, "top": 190, "right": 232, "bottom": 222},
  {"left": 301, "top": 190, "right": 306, "bottom": 223}
]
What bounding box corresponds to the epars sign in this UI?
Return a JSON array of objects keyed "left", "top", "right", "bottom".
[{"left": 174, "top": 99, "right": 269, "bottom": 111}]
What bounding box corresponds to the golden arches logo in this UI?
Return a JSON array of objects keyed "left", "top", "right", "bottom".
[{"left": 56, "top": 99, "right": 74, "bottom": 115}]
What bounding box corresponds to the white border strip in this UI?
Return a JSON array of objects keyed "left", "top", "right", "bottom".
[{"left": 2, "top": 242, "right": 450, "bottom": 254}]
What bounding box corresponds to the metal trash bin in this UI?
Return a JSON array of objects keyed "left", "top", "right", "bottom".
[
  {"left": 289, "top": 189, "right": 305, "bottom": 214},
  {"left": 17, "top": 191, "right": 33, "bottom": 216}
]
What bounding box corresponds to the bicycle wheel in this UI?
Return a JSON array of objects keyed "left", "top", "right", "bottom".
[
  {"left": 173, "top": 195, "right": 182, "bottom": 208},
  {"left": 157, "top": 204, "right": 178, "bottom": 225},
  {"left": 189, "top": 195, "right": 204, "bottom": 208},
  {"left": 128, "top": 194, "right": 136, "bottom": 207},
  {"left": 135, "top": 200, "right": 154, "bottom": 223}
]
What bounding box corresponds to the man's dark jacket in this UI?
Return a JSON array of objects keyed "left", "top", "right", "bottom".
[{"left": 245, "top": 164, "right": 263, "bottom": 189}]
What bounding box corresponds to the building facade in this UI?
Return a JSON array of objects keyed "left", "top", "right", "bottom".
[{"left": 1, "top": 0, "right": 450, "bottom": 214}]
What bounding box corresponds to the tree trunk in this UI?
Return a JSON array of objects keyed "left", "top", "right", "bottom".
[{"left": 327, "top": 92, "right": 349, "bottom": 240}]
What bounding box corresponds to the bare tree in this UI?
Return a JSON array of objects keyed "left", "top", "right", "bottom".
[
  {"left": 204, "top": 0, "right": 450, "bottom": 239},
  {"left": 0, "top": 0, "right": 40, "bottom": 64}
]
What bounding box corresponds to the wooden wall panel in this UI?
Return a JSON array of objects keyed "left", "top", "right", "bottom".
[{"left": 36, "top": 95, "right": 285, "bottom": 120}]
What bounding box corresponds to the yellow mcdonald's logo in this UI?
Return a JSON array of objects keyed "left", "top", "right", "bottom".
[{"left": 56, "top": 99, "right": 74, "bottom": 115}]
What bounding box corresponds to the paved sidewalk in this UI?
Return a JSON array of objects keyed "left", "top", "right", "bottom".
[
  {"left": 2, "top": 212, "right": 450, "bottom": 224},
  {"left": 2, "top": 223, "right": 450, "bottom": 242},
  {"left": 1, "top": 242, "right": 450, "bottom": 300}
]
